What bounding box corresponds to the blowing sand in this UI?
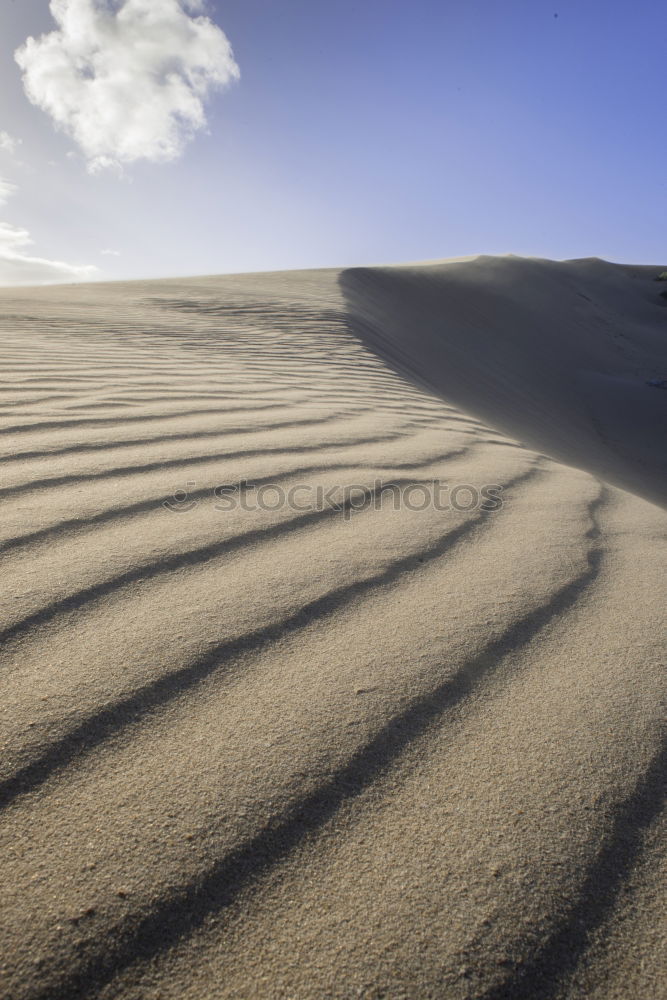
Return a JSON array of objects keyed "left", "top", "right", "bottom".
[{"left": 0, "top": 257, "right": 665, "bottom": 999}]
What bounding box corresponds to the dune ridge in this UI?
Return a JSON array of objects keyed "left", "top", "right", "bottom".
[
  {"left": 341, "top": 255, "right": 667, "bottom": 508},
  {"left": 0, "top": 260, "right": 665, "bottom": 1000}
]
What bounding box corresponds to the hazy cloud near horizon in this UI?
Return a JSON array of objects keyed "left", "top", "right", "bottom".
[
  {"left": 0, "top": 176, "right": 17, "bottom": 207},
  {"left": 0, "top": 175, "right": 98, "bottom": 286},
  {"left": 15, "top": 0, "right": 240, "bottom": 172},
  {"left": 0, "top": 131, "right": 21, "bottom": 155}
]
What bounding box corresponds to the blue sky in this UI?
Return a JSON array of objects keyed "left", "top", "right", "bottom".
[{"left": 0, "top": 0, "right": 665, "bottom": 283}]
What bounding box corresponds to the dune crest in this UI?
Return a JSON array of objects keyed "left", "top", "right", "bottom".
[{"left": 341, "top": 255, "right": 667, "bottom": 508}]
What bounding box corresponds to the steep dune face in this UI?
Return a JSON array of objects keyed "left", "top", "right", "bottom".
[
  {"left": 341, "top": 256, "right": 667, "bottom": 508},
  {"left": 0, "top": 267, "right": 664, "bottom": 1000}
]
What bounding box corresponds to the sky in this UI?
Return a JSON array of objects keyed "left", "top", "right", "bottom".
[{"left": 0, "top": 0, "right": 665, "bottom": 285}]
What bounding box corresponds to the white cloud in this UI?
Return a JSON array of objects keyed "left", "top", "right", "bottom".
[
  {"left": 0, "top": 227, "right": 99, "bottom": 285},
  {"left": 0, "top": 178, "right": 98, "bottom": 286},
  {"left": 0, "top": 131, "right": 21, "bottom": 155},
  {"left": 0, "top": 177, "right": 17, "bottom": 207},
  {"left": 15, "top": 0, "right": 240, "bottom": 172},
  {"left": 101, "top": 248, "right": 121, "bottom": 256}
]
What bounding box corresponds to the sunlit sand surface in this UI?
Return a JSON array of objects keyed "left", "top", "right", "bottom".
[{"left": 0, "top": 259, "right": 665, "bottom": 999}]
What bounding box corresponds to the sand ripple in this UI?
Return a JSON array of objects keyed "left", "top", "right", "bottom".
[{"left": 0, "top": 265, "right": 664, "bottom": 999}]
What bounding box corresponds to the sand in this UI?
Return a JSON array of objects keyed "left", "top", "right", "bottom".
[{"left": 0, "top": 257, "right": 664, "bottom": 999}]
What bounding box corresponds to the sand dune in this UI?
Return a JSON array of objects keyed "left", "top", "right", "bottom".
[
  {"left": 342, "top": 256, "right": 667, "bottom": 508},
  {"left": 0, "top": 259, "right": 665, "bottom": 1000}
]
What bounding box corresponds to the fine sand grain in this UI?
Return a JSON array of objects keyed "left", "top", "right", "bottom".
[{"left": 0, "top": 258, "right": 665, "bottom": 999}]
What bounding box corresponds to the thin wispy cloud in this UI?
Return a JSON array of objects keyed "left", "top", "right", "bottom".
[
  {"left": 15, "top": 0, "right": 240, "bottom": 172},
  {"left": 0, "top": 223, "right": 98, "bottom": 285},
  {"left": 0, "top": 177, "right": 17, "bottom": 207},
  {"left": 0, "top": 131, "right": 21, "bottom": 155},
  {"left": 0, "top": 177, "right": 97, "bottom": 286}
]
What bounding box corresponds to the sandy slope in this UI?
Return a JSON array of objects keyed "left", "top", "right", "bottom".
[
  {"left": 341, "top": 256, "right": 667, "bottom": 508},
  {"left": 0, "top": 258, "right": 664, "bottom": 1000}
]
